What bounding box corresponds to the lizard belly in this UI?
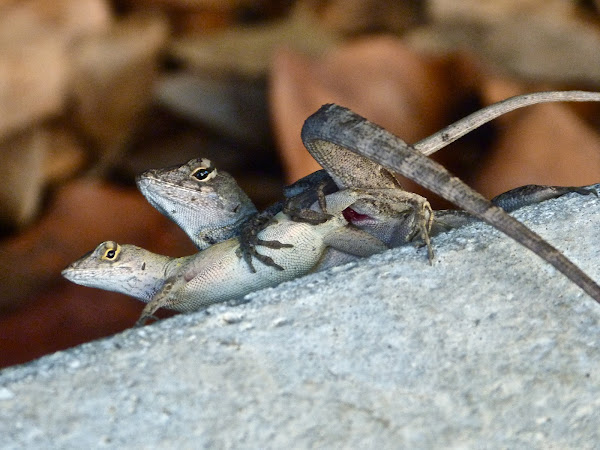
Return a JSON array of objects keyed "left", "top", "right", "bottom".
[{"left": 174, "top": 216, "right": 342, "bottom": 311}]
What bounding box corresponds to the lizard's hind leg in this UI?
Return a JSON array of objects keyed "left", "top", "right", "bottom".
[
  {"left": 388, "top": 193, "right": 434, "bottom": 262},
  {"left": 405, "top": 199, "right": 434, "bottom": 263}
]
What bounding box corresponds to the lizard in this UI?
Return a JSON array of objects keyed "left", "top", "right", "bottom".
[
  {"left": 292, "top": 92, "right": 600, "bottom": 246},
  {"left": 62, "top": 188, "right": 389, "bottom": 324},
  {"left": 240, "top": 91, "right": 600, "bottom": 268},
  {"left": 300, "top": 102, "right": 600, "bottom": 304},
  {"left": 136, "top": 91, "right": 600, "bottom": 274},
  {"left": 137, "top": 156, "right": 596, "bottom": 273},
  {"left": 61, "top": 181, "right": 597, "bottom": 324},
  {"left": 136, "top": 157, "right": 259, "bottom": 250},
  {"left": 63, "top": 91, "right": 600, "bottom": 318}
]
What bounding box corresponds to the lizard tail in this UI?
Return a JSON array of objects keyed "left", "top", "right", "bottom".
[{"left": 415, "top": 90, "right": 600, "bottom": 156}]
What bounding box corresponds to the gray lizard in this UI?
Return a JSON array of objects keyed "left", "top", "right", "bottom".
[
  {"left": 62, "top": 181, "right": 596, "bottom": 325},
  {"left": 136, "top": 157, "right": 258, "bottom": 249},
  {"left": 300, "top": 102, "right": 600, "bottom": 304},
  {"left": 62, "top": 189, "right": 388, "bottom": 324},
  {"left": 138, "top": 92, "right": 600, "bottom": 282},
  {"left": 63, "top": 91, "right": 600, "bottom": 318},
  {"left": 138, "top": 156, "right": 594, "bottom": 274}
]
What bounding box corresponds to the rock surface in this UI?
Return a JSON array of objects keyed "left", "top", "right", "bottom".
[{"left": 1, "top": 186, "right": 599, "bottom": 448}]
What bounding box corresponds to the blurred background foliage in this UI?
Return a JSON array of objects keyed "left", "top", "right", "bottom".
[{"left": 1, "top": 0, "right": 600, "bottom": 367}]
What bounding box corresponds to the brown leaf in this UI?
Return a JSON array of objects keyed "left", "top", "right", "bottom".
[{"left": 270, "top": 36, "right": 466, "bottom": 183}]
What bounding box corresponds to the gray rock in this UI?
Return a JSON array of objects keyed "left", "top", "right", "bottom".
[{"left": 1, "top": 186, "right": 599, "bottom": 448}]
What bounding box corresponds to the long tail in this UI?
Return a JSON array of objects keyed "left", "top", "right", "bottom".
[{"left": 415, "top": 91, "right": 600, "bottom": 155}]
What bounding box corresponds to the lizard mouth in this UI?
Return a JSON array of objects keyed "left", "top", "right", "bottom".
[{"left": 342, "top": 207, "right": 372, "bottom": 224}]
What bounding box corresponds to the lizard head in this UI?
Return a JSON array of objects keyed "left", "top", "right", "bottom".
[
  {"left": 136, "top": 158, "right": 258, "bottom": 249},
  {"left": 62, "top": 241, "right": 173, "bottom": 302}
]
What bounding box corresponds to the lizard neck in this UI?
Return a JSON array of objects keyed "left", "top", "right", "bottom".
[{"left": 126, "top": 253, "right": 177, "bottom": 301}]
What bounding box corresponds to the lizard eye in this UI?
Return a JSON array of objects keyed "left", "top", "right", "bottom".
[
  {"left": 191, "top": 166, "right": 217, "bottom": 182},
  {"left": 102, "top": 244, "right": 121, "bottom": 261}
]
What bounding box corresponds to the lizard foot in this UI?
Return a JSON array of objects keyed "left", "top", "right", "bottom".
[
  {"left": 406, "top": 200, "right": 434, "bottom": 263},
  {"left": 357, "top": 188, "right": 435, "bottom": 263},
  {"left": 283, "top": 208, "right": 332, "bottom": 224},
  {"left": 237, "top": 211, "right": 293, "bottom": 273},
  {"left": 135, "top": 313, "right": 160, "bottom": 327},
  {"left": 236, "top": 246, "right": 287, "bottom": 272},
  {"left": 282, "top": 177, "right": 333, "bottom": 224}
]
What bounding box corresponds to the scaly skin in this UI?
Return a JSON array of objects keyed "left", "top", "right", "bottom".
[
  {"left": 136, "top": 189, "right": 387, "bottom": 323},
  {"left": 63, "top": 91, "right": 600, "bottom": 317},
  {"left": 62, "top": 184, "right": 598, "bottom": 322},
  {"left": 62, "top": 241, "right": 192, "bottom": 301},
  {"left": 136, "top": 157, "right": 257, "bottom": 249}
]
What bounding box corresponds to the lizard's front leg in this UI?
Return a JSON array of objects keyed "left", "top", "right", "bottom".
[
  {"left": 282, "top": 177, "right": 335, "bottom": 224},
  {"left": 135, "top": 281, "right": 176, "bottom": 326},
  {"left": 235, "top": 210, "right": 293, "bottom": 273},
  {"left": 236, "top": 178, "right": 335, "bottom": 272}
]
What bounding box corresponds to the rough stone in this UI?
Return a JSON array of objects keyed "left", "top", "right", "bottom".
[{"left": 0, "top": 186, "right": 599, "bottom": 448}]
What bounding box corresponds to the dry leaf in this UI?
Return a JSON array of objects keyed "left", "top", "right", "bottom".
[{"left": 270, "top": 36, "right": 466, "bottom": 182}]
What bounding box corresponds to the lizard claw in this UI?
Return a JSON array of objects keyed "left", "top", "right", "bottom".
[
  {"left": 249, "top": 252, "right": 285, "bottom": 271},
  {"left": 284, "top": 208, "right": 332, "bottom": 224},
  {"left": 237, "top": 211, "right": 292, "bottom": 272},
  {"left": 574, "top": 187, "right": 598, "bottom": 197},
  {"left": 282, "top": 177, "right": 334, "bottom": 224},
  {"left": 134, "top": 313, "right": 159, "bottom": 327},
  {"left": 236, "top": 246, "right": 257, "bottom": 273},
  {"left": 236, "top": 240, "right": 286, "bottom": 272},
  {"left": 255, "top": 238, "right": 294, "bottom": 249},
  {"left": 403, "top": 199, "right": 435, "bottom": 263}
]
